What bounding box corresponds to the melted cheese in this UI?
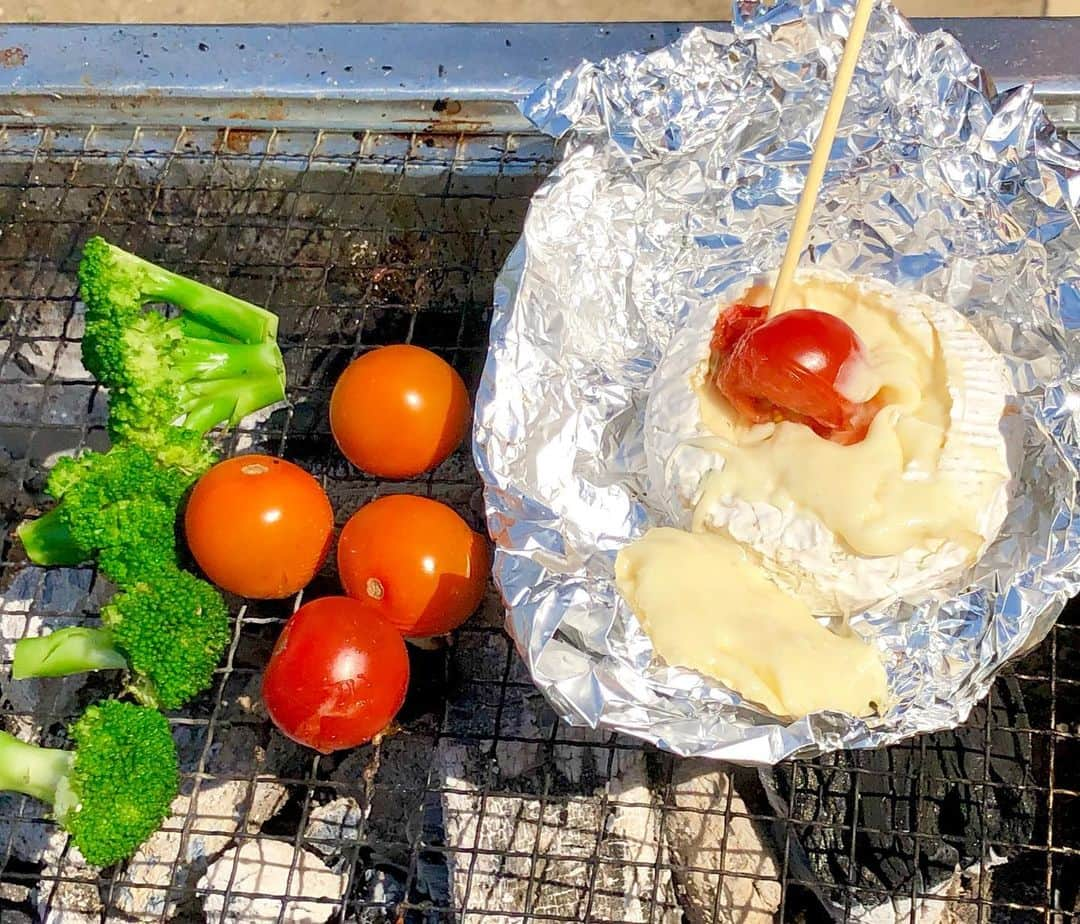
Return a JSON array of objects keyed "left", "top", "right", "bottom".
[
  {"left": 619, "top": 270, "right": 1014, "bottom": 717},
  {"left": 694, "top": 275, "right": 1003, "bottom": 559},
  {"left": 615, "top": 527, "right": 888, "bottom": 718}
]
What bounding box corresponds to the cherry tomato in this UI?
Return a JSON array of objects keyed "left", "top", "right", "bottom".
[
  {"left": 337, "top": 495, "right": 490, "bottom": 638},
  {"left": 262, "top": 596, "right": 409, "bottom": 753},
  {"left": 184, "top": 454, "right": 334, "bottom": 599},
  {"left": 712, "top": 306, "right": 881, "bottom": 444},
  {"left": 330, "top": 344, "right": 471, "bottom": 479}
]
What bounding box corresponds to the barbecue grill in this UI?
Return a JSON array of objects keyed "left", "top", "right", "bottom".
[{"left": 2, "top": 19, "right": 1080, "bottom": 923}]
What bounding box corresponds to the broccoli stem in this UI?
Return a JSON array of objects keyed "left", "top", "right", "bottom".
[
  {"left": 12, "top": 628, "right": 128, "bottom": 680},
  {"left": 0, "top": 731, "right": 72, "bottom": 804},
  {"left": 171, "top": 335, "right": 285, "bottom": 385},
  {"left": 17, "top": 506, "right": 89, "bottom": 566},
  {"left": 119, "top": 249, "right": 278, "bottom": 344},
  {"left": 180, "top": 372, "right": 288, "bottom": 432}
]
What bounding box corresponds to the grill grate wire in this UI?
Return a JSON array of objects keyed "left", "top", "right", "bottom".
[{"left": 0, "top": 121, "right": 1077, "bottom": 924}]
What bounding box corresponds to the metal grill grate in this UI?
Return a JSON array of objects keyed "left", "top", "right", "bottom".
[{"left": 0, "top": 120, "right": 1078, "bottom": 924}]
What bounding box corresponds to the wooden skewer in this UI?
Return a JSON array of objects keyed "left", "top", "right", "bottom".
[{"left": 770, "top": 0, "right": 876, "bottom": 316}]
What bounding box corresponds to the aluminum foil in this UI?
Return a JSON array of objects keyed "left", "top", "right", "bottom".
[{"left": 473, "top": 0, "right": 1080, "bottom": 763}]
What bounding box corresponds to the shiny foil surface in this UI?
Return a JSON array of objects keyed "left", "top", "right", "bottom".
[{"left": 473, "top": 0, "right": 1080, "bottom": 762}]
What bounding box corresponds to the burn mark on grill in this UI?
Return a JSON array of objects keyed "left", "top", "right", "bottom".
[
  {"left": 215, "top": 127, "right": 265, "bottom": 154},
  {"left": 0, "top": 47, "right": 27, "bottom": 68}
]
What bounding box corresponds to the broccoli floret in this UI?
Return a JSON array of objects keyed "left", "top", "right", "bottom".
[
  {"left": 112, "top": 421, "right": 219, "bottom": 476},
  {"left": 0, "top": 700, "right": 178, "bottom": 867},
  {"left": 78, "top": 236, "right": 286, "bottom": 438},
  {"left": 16, "top": 442, "right": 196, "bottom": 584},
  {"left": 12, "top": 569, "right": 230, "bottom": 711}
]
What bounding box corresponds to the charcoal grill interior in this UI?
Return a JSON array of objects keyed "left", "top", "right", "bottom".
[{"left": 1, "top": 67, "right": 1080, "bottom": 924}]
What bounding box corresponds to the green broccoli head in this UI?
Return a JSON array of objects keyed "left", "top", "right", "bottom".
[
  {"left": 103, "top": 569, "right": 231, "bottom": 710},
  {"left": 106, "top": 422, "right": 219, "bottom": 479},
  {"left": 0, "top": 700, "right": 178, "bottom": 867},
  {"left": 78, "top": 236, "right": 286, "bottom": 439},
  {"left": 77, "top": 235, "right": 147, "bottom": 326},
  {"left": 46, "top": 441, "right": 193, "bottom": 508},
  {"left": 61, "top": 701, "right": 179, "bottom": 866},
  {"left": 17, "top": 442, "right": 196, "bottom": 584},
  {"left": 12, "top": 569, "right": 231, "bottom": 710}
]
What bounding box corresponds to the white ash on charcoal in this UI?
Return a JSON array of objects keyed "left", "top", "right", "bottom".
[
  {"left": 303, "top": 797, "right": 363, "bottom": 862},
  {"left": 108, "top": 725, "right": 289, "bottom": 919},
  {"left": 360, "top": 867, "right": 407, "bottom": 917},
  {"left": 0, "top": 384, "right": 48, "bottom": 428},
  {"left": 0, "top": 798, "right": 71, "bottom": 869},
  {"left": 301, "top": 794, "right": 367, "bottom": 895},
  {"left": 231, "top": 404, "right": 289, "bottom": 454},
  {"left": 1, "top": 568, "right": 110, "bottom": 740},
  {"left": 0, "top": 883, "right": 34, "bottom": 924},
  {"left": 0, "top": 881, "right": 32, "bottom": 904},
  {"left": 437, "top": 676, "right": 679, "bottom": 924},
  {"left": 853, "top": 862, "right": 999, "bottom": 924},
  {"left": 758, "top": 676, "right": 1037, "bottom": 922},
  {"left": 666, "top": 760, "right": 781, "bottom": 924},
  {"left": 34, "top": 844, "right": 101, "bottom": 924},
  {"left": 0, "top": 571, "right": 110, "bottom": 869},
  {"left": 198, "top": 838, "right": 348, "bottom": 923},
  {"left": 0, "top": 565, "right": 97, "bottom": 664},
  {"left": 227, "top": 667, "right": 452, "bottom": 917}
]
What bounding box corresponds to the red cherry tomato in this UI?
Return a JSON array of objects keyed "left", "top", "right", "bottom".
[
  {"left": 712, "top": 305, "right": 881, "bottom": 444},
  {"left": 330, "top": 344, "right": 471, "bottom": 480},
  {"left": 262, "top": 596, "right": 409, "bottom": 753},
  {"left": 184, "top": 455, "right": 334, "bottom": 599},
  {"left": 337, "top": 494, "right": 490, "bottom": 638}
]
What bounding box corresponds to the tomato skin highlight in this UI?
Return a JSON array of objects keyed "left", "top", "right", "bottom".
[
  {"left": 712, "top": 305, "right": 880, "bottom": 444},
  {"left": 184, "top": 454, "right": 334, "bottom": 599},
  {"left": 330, "top": 344, "right": 471, "bottom": 480},
  {"left": 337, "top": 495, "right": 491, "bottom": 638},
  {"left": 262, "top": 596, "right": 409, "bottom": 754}
]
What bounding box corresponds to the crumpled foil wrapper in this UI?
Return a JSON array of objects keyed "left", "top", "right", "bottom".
[{"left": 473, "top": 0, "right": 1080, "bottom": 762}]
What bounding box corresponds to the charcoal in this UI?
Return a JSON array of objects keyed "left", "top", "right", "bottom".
[
  {"left": 414, "top": 791, "right": 452, "bottom": 907},
  {"left": 759, "top": 676, "right": 1036, "bottom": 921},
  {"left": 0, "top": 446, "right": 32, "bottom": 519},
  {"left": 35, "top": 848, "right": 101, "bottom": 923},
  {"left": 303, "top": 797, "right": 363, "bottom": 864},
  {"left": 329, "top": 731, "right": 439, "bottom": 871},
  {"left": 198, "top": 838, "right": 347, "bottom": 922},
  {"left": 109, "top": 725, "right": 289, "bottom": 919},
  {"left": 666, "top": 760, "right": 782, "bottom": 923},
  {"left": 437, "top": 679, "right": 680, "bottom": 923}
]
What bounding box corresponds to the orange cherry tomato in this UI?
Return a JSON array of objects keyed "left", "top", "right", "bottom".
[
  {"left": 184, "top": 454, "right": 334, "bottom": 599},
  {"left": 329, "top": 344, "right": 471, "bottom": 479},
  {"left": 262, "top": 596, "right": 409, "bottom": 753},
  {"left": 337, "top": 494, "right": 490, "bottom": 638}
]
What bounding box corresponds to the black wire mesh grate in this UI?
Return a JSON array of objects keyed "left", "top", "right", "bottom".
[{"left": 0, "top": 121, "right": 1077, "bottom": 924}]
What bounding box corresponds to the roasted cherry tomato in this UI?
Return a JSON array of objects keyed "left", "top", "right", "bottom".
[
  {"left": 330, "top": 344, "right": 471, "bottom": 479},
  {"left": 337, "top": 494, "right": 490, "bottom": 638},
  {"left": 184, "top": 454, "right": 334, "bottom": 599},
  {"left": 712, "top": 305, "right": 881, "bottom": 444},
  {"left": 262, "top": 596, "right": 409, "bottom": 753}
]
